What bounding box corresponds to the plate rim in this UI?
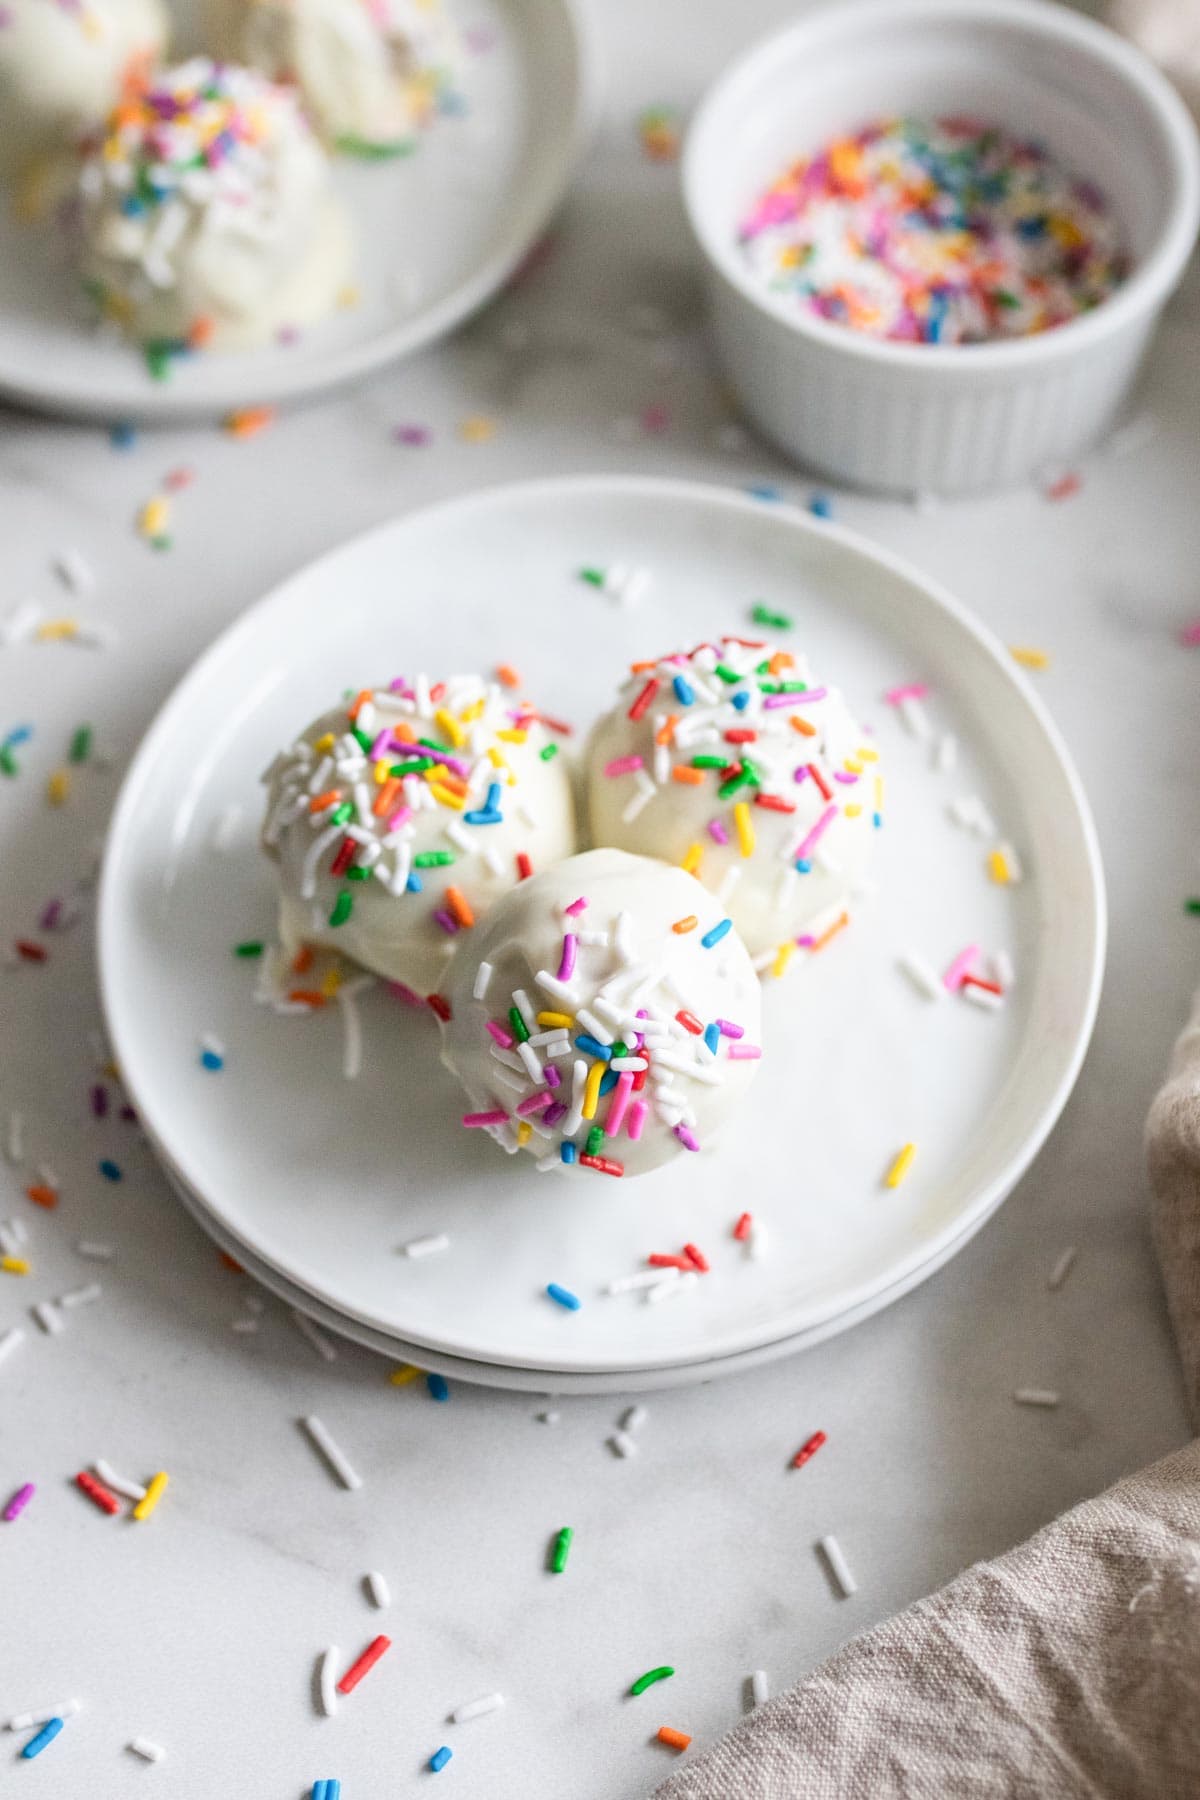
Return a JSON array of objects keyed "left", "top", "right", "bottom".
[
  {"left": 0, "top": 0, "right": 599, "bottom": 422},
  {"left": 97, "top": 473, "right": 1108, "bottom": 1371}
]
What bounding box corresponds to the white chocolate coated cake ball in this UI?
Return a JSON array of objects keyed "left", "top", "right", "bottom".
[
  {"left": 586, "top": 635, "right": 879, "bottom": 962},
  {"left": 262, "top": 673, "right": 576, "bottom": 999},
  {"left": 439, "top": 848, "right": 764, "bottom": 1179}
]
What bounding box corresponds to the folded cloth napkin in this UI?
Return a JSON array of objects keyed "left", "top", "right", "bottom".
[{"left": 654, "top": 988, "right": 1200, "bottom": 1800}]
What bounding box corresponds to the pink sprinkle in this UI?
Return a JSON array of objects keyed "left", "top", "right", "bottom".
[
  {"left": 833, "top": 771, "right": 858, "bottom": 785},
  {"left": 708, "top": 819, "right": 730, "bottom": 845},
  {"left": 674, "top": 1124, "right": 700, "bottom": 1152},
  {"left": 434, "top": 909, "right": 458, "bottom": 934},
  {"left": 641, "top": 403, "right": 671, "bottom": 434},
  {"left": 368, "top": 730, "right": 391, "bottom": 760},
  {"left": 1045, "top": 471, "right": 1082, "bottom": 502},
  {"left": 796, "top": 933, "right": 815, "bottom": 948},
  {"left": 627, "top": 1099, "right": 648, "bottom": 1141},
  {"left": 564, "top": 896, "right": 588, "bottom": 916},
  {"left": 884, "top": 682, "right": 930, "bottom": 705},
  {"left": 763, "top": 687, "right": 827, "bottom": 709},
  {"left": 605, "top": 755, "right": 644, "bottom": 778},
  {"left": 90, "top": 1083, "right": 108, "bottom": 1117},
  {"left": 463, "top": 1109, "right": 509, "bottom": 1128},
  {"left": 393, "top": 424, "right": 432, "bottom": 447},
  {"left": 1181, "top": 620, "right": 1200, "bottom": 646},
  {"left": 716, "top": 1018, "right": 745, "bottom": 1039},
  {"left": 728, "top": 1043, "right": 762, "bottom": 1061},
  {"left": 605, "top": 1071, "right": 635, "bottom": 1138},
  {"left": 557, "top": 934, "right": 578, "bottom": 982},
  {"left": 544, "top": 1064, "right": 561, "bottom": 1089},
  {"left": 485, "top": 1020, "right": 514, "bottom": 1049},
  {"left": 2, "top": 1481, "right": 35, "bottom": 1522},
  {"left": 164, "top": 466, "right": 195, "bottom": 491},
  {"left": 387, "top": 980, "right": 424, "bottom": 1008},
  {"left": 943, "top": 944, "right": 980, "bottom": 991},
  {"left": 516, "top": 1091, "right": 554, "bottom": 1118},
  {"left": 794, "top": 804, "right": 838, "bottom": 864},
  {"left": 385, "top": 806, "right": 414, "bottom": 832},
  {"left": 733, "top": 1212, "right": 753, "bottom": 1241}
]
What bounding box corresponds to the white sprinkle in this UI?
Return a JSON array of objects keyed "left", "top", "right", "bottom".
[
  {"left": 963, "top": 983, "right": 1004, "bottom": 1011},
  {"left": 621, "top": 785, "right": 654, "bottom": 825},
  {"left": 32, "top": 1301, "right": 62, "bottom": 1335},
  {"left": 934, "top": 732, "right": 958, "bottom": 773},
  {"left": 6, "top": 1700, "right": 81, "bottom": 1731},
  {"left": 536, "top": 1410, "right": 560, "bottom": 1424},
  {"left": 127, "top": 1736, "right": 166, "bottom": 1763},
  {"left": 748, "top": 1219, "right": 769, "bottom": 1261},
  {"left": 608, "top": 1430, "right": 638, "bottom": 1458},
  {"left": 5, "top": 1110, "right": 23, "bottom": 1164},
  {"left": 301, "top": 824, "right": 341, "bottom": 898},
  {"left": 0, "top": 1222, "right": 21, "bottom": 1258},
  {"left": 338, "top": 988, "right": 364, "bottom": 1081},
  {"left": 450, "top": 1693, "right": 505, "bottom": 1724},
  {"left": 402, "top": 1233, "right": 450, "bottom": 1259},
  {"left": 606, "top": 1267, "right": 677, "bottom": 1295},
  {"left": 473, "top": 961, "right": 493, "bottom": 1002},
  {"left": 750, "top": 1670, "right": 769, "bottom": 1707},
  {"left": 511, "top": 988, "right": 535, "bottom": 1028},
  {"left": 292, "top": 1310, "right": 337, "bottom": 1362},
  {"left": 574, "top": 1007, "right": 612, "bottom": 1044},
  {"left": 1048, "top": 1247, "right": 1078, "bottom": 1292},
  {"left": 54, "top": 548, "right": 95, "bottom": 594},
  {"left": 646, "top": 1270, "right": 700, "bottom": 1304},
  {"left": 0, "top": 1326, "right": 24, "bottom": 1366},
  {"left": 210, "top": 804, "right": 243, "bottom": 853},
  {"left": 948, "top": 794, "right": 997, "bottom": 837},
  {"left": 989, "top": 949, "right": 1015, "bottom": 990},
  {"left": 301, "top": 1415, "right": 362, "bottom": 1491},
  {"left": 898, "top": 695, "right": 932, "bottom": 740},
  {"left": 365, "top": 1570, "right": 390, "bottom": 1609},
  {"left": 621, "top": 1404, "right": 648, "bottom": 1433},
  {"left": 517, "top": 1040, "right": 542, "bottom": 1083},
  {"left": 898, "top": 953, "right": 944, "bottom": 1002},
  {"left": 60, "top": 1283, "right": 102, "bottom": 1308},
  {"left": 318, "top": 1647, "right": 339, "bottom": 1716},
  {"left": 0, "top": 598, "right": 43, "bottom": 645},
  {"left": 199, "top": 1032, "right": 225, "bottom": 1059},
  {"left": 1014, "top": 1387, "right": 1059, "bottom": 1408},
  {"left": 95, "top": 1459, "right": 147, "bottom": 1502},
  {"left": 817, "top": 1534, "right": 857, "bottom": 1598}
]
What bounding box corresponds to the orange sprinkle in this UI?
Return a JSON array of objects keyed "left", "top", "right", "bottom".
[
  {"left": 392, "top": 721, "right": 415, "bottom": 744},
  {"left": 187, "top": 314, "right": 215, "bottom": 349},
  {"left": 496, "top": 663, "right": 521, "bottom": 690},
  {"left": 373, "top": 777, "right": 403, "bottom": 818},
  {"left": 630, "top": 659, "right": 658, "bottom": 674},
  {"left": 218, "top": 1251, "right": 245, "bottom": 1273},
  {"left": 672, "top": 915, "right": 698, "bottom": 934},
  {"left": 768, "top": 651, "right": 795, "bottom": 675},
  {"left": 291, "top": 945, "right": 315, "bottom": 975},
  {"left": 25, "top": 1184, "right": 57, "bottom": 1210},
  {"left": 287, "top": 989, "right": 327, "bottom": 1007},
  {"left": 431, "top": 772, "right": 468, "bottom": 797},
  {"left": 308, "top": 789, "right": 341, "bottom": 813},
  {"left": 655, "top": 714, "right": 679, "bottom": 746},
  {"left": 657, "top": 1727, "right": 692, "bottom": 1752},
  {"left": 446, "top": 886, "right": 475, "bottom": 929},
  {"left": 672, "top": 766, "right": 704, "bottom": 786},
  {"left": 812, "top": 911, "right": 850, "bottom": 952},
  {"left": 789, "top": 715, "right": 818, "bottom": 738},
  {"left": 224, "top": 405, "right": 276, "bottom": 439},
  {"left": 346, "top": 688, "right": 373, "bottom": 722}
]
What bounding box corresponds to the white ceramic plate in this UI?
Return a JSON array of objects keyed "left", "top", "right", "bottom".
[
  {"left": 0, "top": 0, "right": 593, "bottom": 421},
  {"left": 98, "top": 476, "right": 1105, "bottom": 1378}
]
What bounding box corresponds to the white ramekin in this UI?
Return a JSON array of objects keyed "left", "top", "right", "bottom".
[{"left": 683, "top": 0, "right": 1200, "bottom": 497}]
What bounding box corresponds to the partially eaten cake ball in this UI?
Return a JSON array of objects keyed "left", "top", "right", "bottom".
[
  {"left": 261, "top": 673, "right": 576, "bottom": 998},
  {"left": 438, "top": 848, "right": 764, "bottom": 1178},
  {"left": 586, "top": 636, "right": 879, "bottom": 961}
]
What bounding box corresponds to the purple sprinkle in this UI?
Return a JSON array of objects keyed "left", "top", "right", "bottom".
[
  {"left": 368, "top": 730, "right": 391, "bottom": 760},
  {"left": 39, "top": 898, "right": 63, "bottom": 931},
  {"left": 793, "top": 766, "right": 810, "bottom": 783},
  {"left": 796, "top": 933, "right": 816, "bottom": 947},
  {"left": 834, "top": 772, "right": 858, "bottom": 785},
  {"left": 716, "top": 1018, "right": 745, "bottom": 1039},
  {"left": 674, "top": 1124, "right": 700, "bottom": 1152},
  {"left": 119, "top": 1105, "right": 137, "bottom": 1124},
  {"left": 708, "top": 819, "right": 730, "bottom": 845},
  {"left": 2, "top": 1481, "right": 35, "bottom": 1521},
  {"left": 90, "top": 1083, "right": 108, "bottom": 1118},
  {"left": 557, "top": 933, "right": 578, "bottom": 982},
  {"left": 433, "top": 909, "right": 459, "bottom": 935},
  {"left": 392, "top": 424, "right": 432, "bottom": 447},
  {"left": 387, "top": 677, "right": 410, "bottom": 693},
  {"left": 544, "top": 1101, "right": 568, "bottom": 1128},
  {"left": 544, "top": 1064, "right": 561, "bottom": 1090}
]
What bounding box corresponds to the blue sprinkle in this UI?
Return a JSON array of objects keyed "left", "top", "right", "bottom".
[
  {"left": 731, "top": 690, "right": 751, "bottom": 712},
  {"left": 22, "top": 1718, "right": 65, "bottom": 1759},
  {"left": 430, "top": 1747, "right": 454, "bottom": 1772},
  {"left": 672, "top": 674, "right": 694, "bottom": 706},
  {"left": 747, "top": 483, "right": 782, "bottom": 502},
  {"left": 795, "top": 858, "right": 813, "bottom": 874},
  {"left": 426, "top": 1372, "right": 450, "bottom": 1403},
  {"left": 703, "top": 1022, "right": 720, "bottom": 1055},
  {"left": 598, "top": 1069, "right": 618, "bottom": 1097},
  {"left": 700, "top": 917, "right": 732, "bottom": 950},
  {"left": 546, "top": 1282, "right": 581, "bottom": 1311},
  {"left": 311, "top": 1784, "right": 341, "bottom": 1800},
  {"left": 4, "top": 724, "right": 33, "bottom": 747},
  {"left": 406, "top": 871, "right": 423, "bottom": 892},
  {"left": 200, "top": 1049, "right": 224, "bottom": 1072},
  {"left": 873, "top": 812, "right": 882, "bottom": 828},
  {"left": 484, "top": 781, "right": 502, "bottom": 811},
  {"left": 463, "top": 809, "right": 502, "bottom": 825},
  {"left": 109, "top": 421, "right": 138, "bottom": 450},
  {"left": 574, "top": 1034, "right": 612, "bottom": 1061},
  {"left": 808, "top": 494, "right": 833, "bottom": 519},
  {"left": 99, "top": 1159, "right": 122, "bottom": 1182},
  {"left": 560, "top": 1141, "right": 577, "bottom": 1165}
]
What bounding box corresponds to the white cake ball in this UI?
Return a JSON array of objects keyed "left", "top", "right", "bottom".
[
  {"left": 262, "top": 673, "right": 576, "bottom": 1000},
  {"left": 212, "top": 0, "right": 461, "bottom": 152},
  {"left": 586, "top": 635, "right": 879, "bottom": 962},
  {"left": 438, "top": 848, "right": 764, "bottom": 1179},
  {"left": 0, "top": 0, "right": 167, "bottom": 183},
  {"left": 76, "top": 58, "right": 351, "bottom": 351}
]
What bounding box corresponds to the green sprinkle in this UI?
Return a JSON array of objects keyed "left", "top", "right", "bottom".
[
  {"left": 352, "top": 726, "right": 374, "bottom": 753},
  {"left": 0, "top": 745, "right": 18, "bottom": 777},
  {"left": 1186, "top": 899, "right": 1200, "bottom": 916},
  {"left": 144, "top": 341, "right": 175, "bottom": 381},
  {"left": 751, "top": 603, "right": 793, "bottom": 631},
  {"left": 714, "top": 663, "right": 742, "bottom": 684},
  {"left": 611, "top": 1041, "right": 628, "bottom": 1061},
  {"left": 233, "top": 940, "right": 265, "bottom": 958},
  {"left": 417, "top": 738, "right": 455, "bottom": 757},
  {"left": 550, "top": 1526, "right": 573, "bottom": 1574},
  {"left": 414, "top": 850, "right": 454, "bottom": 868},
  {"left": 149, "top": 536, "right": 172, "bottom": 553},
  {"left": 755, "top": 659, "right": 772, "bottom": 675},
  {"left": 346, "top": 865, "right": 373, "bottom": 882},
  {"left": 739, "top": 755, "right": 765, "bottom": 787},
  {"left": 329, "top": 890, "right": 353, "bottom": 928},
  {"left": 578, "top": 567, "right": 606, "bottom": 587},
  {"left": 691, "top": 755, "right": 727, "bottom": 770},
  {"left": 335, "top": 132, "right": 417, "bottom": 160},
  {"left": 758, "top": 680, "right": 808, "bottom": 695},
  {"left": 630, "top": 1666, "right": 674, "bottom": 1696},
  {"left": 992, "top": 288, "right": 1021, "bottom": 309},
  {"left": 540, "top": 743, "right": 558, "bottom": 762},
  {"left": 585, "top": 1125, "right": 604, "bottom": 1157},
  {"left": 331, "top": 802, "right": 354, "bottom": 826},
  {"left": 68, "top": 725, "right": 93, "bottom": 765},
  {"left": 390, "top": 756, "right": 434, "bottom": 775},
  {"left": 509, "top": 1006, "right": 530, "bottom": 1044},
  {"left": 718, "top": 771, "right": 752, "bottom": 800}
]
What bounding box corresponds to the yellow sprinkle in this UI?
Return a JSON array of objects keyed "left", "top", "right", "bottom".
[
  {"left": 856, "top": 746, "right": 879, "bottom": 762},
  {"left": 314, "top": 732, "right": 335, "bottom": 753},
  {"left": 458, "top": 414, "right": 498, "bottom": 444},
  {"left": 874, "top": 776, "right": 885, "bottom": 810},
  {"left": 373, "top": 760, "right": 391, "bottom": 786},
  {"left": 1, "top": 1256, "right": 30, "bottom": 1276},
  {"left": 486, "top": 747, "right": 506, "bottom": 769},
  {"left": 337, "top": 284, "right": 361, "bottom": 310},
  {"left": 389, "top": 1364, "right": 421, "bottom": 1386},
  {"left": 47, "top": 769, "right": 70, "bottom": 807},
  {"left": 844, "top": 804, "right": 863, "bottom": 818},
  {"left": 885, "top": 1143, "right": 917, "bottom": 1189},
  {"left": 516, "top": 1121, "right": 532, "bottom": 1147},
  {"left": 36, "top": 619, "right": 79, "bottom": 641},
  {"left": 537, "top": 1012, "right": 572, "bottom": 1029},
  {"left": 428, "top": 784, "right": 465, "bottom": 811},
  {"left": 771, "top": 942, "right": 795, "bottom": 980},
  {"left": 139, "top": 495, "right": 170, "bottom": 539},
  {"left": 583, "top": 1060, "right": 604, "bottom": 1121},
  {"left": 496, "top": 728, "right": 528, "bottom": 745},
  {"left": 681, "top": 842, "right": 703, "bottom": 876},
  {"left": 1010, "top": 645, "right": 1050, "bottom": 671},
  {"left": 434, "top": 707, "right": 465, "bottom": 749},
  {"left": 988, "top": 848, "right": 1012, "bottom": 884},
  {"left": 132, "top": 1471, "right": 169, "bottom": 1522},
  {"left": 843, "top": 760, "right": 863, "bottom": 775},
  {"left": 320, "top": 968, "right": 342, "bottom": 997},
  {"left": 460, "top": 699, "right": 485, "bottom": 723},
  {"left": 734, "top": 800, "right": 755, "bottom": 859}
]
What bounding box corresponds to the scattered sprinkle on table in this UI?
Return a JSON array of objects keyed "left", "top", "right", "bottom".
[
  {"left": 817, "top": 1533, "right": 857, "bottom": 1598},
  {"left": 429, "top": 1745, "right": 453, "bottom": 1772},
  {"left": 1009, "top": 645, "right": 1050, "bottom": 670},
  {"left": 630, "top": 1665, "right": 674, "bottom": 1696},
  {"left": 21, "top": 1716, "right": 65, "bottom": 1758},
  {"left": 1048, "top": 1247, "right": 1078, "bottom": 1291},
  {"left": 132, "top": 1471, "right": 169, "bottom": 1522},
  {"left": 310, "top": 1783, "right": 340, "bottom": 1800},
  {"left": 637, "top": 106, "right": 680, "bottom": 162},
  {"left": 426, "top": 1372, "right": 450, "bottom": 1402},
  {"left": 657, "top": 1726, "right": 692, "bottom": 1751},
  {"left": 750, "top": 1670, "right": 770, "bottom": 1707},
  {"left": 550, "top": 1526, "right": 573, "bottom": 1573},
  {"left": 300, "top": 1416, "right": 363, "bottom": 1491},
  {"left": 791, "top": 1430, "right": 827, "bottom": 1470},
  {"left": 450, "top": 1692, "right": 505, "bottom": 1724},
  {"left": 337, "top": 1634, "right": 391, "bottom": 1695},
  {"left": 3, "top": 1481, "right": 35, "bottom": 1521},
  {"left": 1014, "top": 1387, "right": 1060, "bottom": 1408},
  {"left": 224, "top": 407, "right": 276, "bottom": 439},
  {"left": 128, "top": 1736, "right": 166, "bottom": 1763},
  {"left": 99, "top": 1159, "right": 122, "bottom": 1182},
  {"left": 458, "top": 413, "right": 498, "bottom": 443},
  {"left": 546, "top": 1282, "right": 581, "bottom": 1311},
  {"left": 365, "top": 1571, "right": 390, "bottom": 1609},
  {"left": 318, "top": 1648, "right": 339, "bottom": 1717}
]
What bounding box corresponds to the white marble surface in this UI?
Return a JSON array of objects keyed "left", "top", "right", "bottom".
[{"left": 2, "top": 1, "right": 1199, "bottom": 1794}]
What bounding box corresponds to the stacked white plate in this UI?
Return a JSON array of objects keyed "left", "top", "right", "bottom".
[{"left": 98, "top": 477, "right": 1105, "bottom": 1392}]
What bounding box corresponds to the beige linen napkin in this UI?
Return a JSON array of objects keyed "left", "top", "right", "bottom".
[{"left": 654, "top": 989, "right": 1200, "bottom": 1800}]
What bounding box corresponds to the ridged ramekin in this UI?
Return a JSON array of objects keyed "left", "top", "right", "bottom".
[{"left": 683, "top": 0, "right": 1200, "bottom": 497}]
